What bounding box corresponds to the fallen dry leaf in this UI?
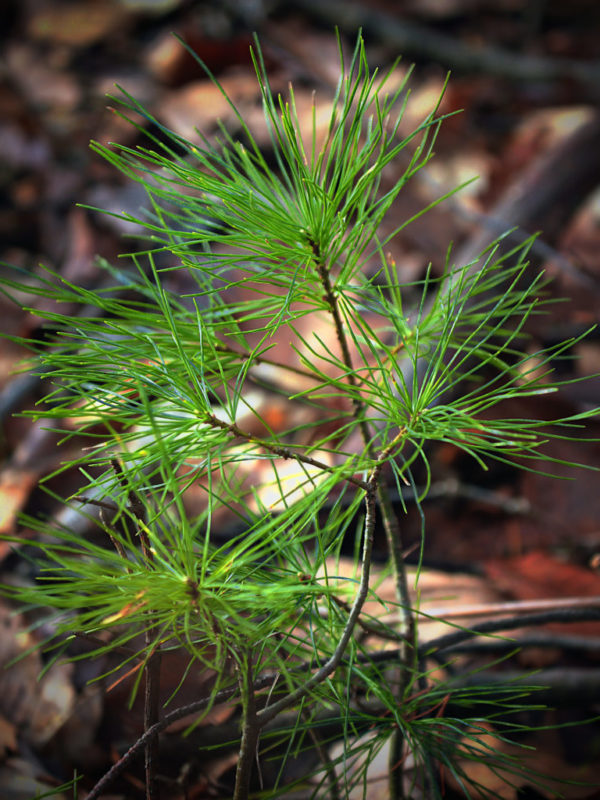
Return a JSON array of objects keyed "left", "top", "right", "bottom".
[{"left": 27, "top": 0, "right": 129, "bottom": 48}]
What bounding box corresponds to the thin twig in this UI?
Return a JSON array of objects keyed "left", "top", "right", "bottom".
[
  {"left": 72, "top": 495, "right": 120, "bottom": 512},
  {"left": 418, "top": 606, "right": 600, "bottom": 659},
  {"left": 256, "top": 464, "right": 381, "bottom": 727},
  {"left": 85, "top": 605, "right": 600, "bottom": 799},
  {"left": 437, "top": 631, "right": 600, "bottom": 656},
  {"left": 233, "top": 650, "right": 260, "bottom": 800},
  {"left": 312, "top": 239, "right": 372, "bottom": 448},
  {"left": 329, "top": 594, "right": 407, "bottom": 643},
  {"left": 214, "top": 341, "right": 318, "bottom": 383},
  {"left": 312, "top": 237, "right": 413, "bottom": 799},
  {"left": 157, "top": 663, "right": 600, "bottom": 757},
  {"left": 204, "top": 412, "right": 369, "bottom": 491},
  {"left": 143, "top": 643, "right": 161, "bottom": 800},
  {"left": 84, "top": 683, "right": 241, "bottom": 800},
  {"left": 420, "top": 595, "right": 600, "bottom": 621}
]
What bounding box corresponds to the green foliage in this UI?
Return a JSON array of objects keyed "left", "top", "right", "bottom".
[{"left": 1, "top": 33, "right": 597, "bottom": 799}]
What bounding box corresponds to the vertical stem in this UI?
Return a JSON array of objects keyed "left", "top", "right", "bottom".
[
  {"left": 143, "top": 639, "right": 161, "bottom": 800},
  {"left": 312, "top": 243, "right": 372, "bottom": 447},
  {"left": 376, "top": 483, "right": 413, "bottom": 637},
  {"left": 312, "top": 247, "right": 415, "bottom": 799},
  {"left": 233, "top": 650, "right": 260, "bottom": 800},
  {"left": 376, "top": 487, "right": 412, "bottom": 800},
  {"left": 257, "top": 468, "right": 379, "bottom": 725}
]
